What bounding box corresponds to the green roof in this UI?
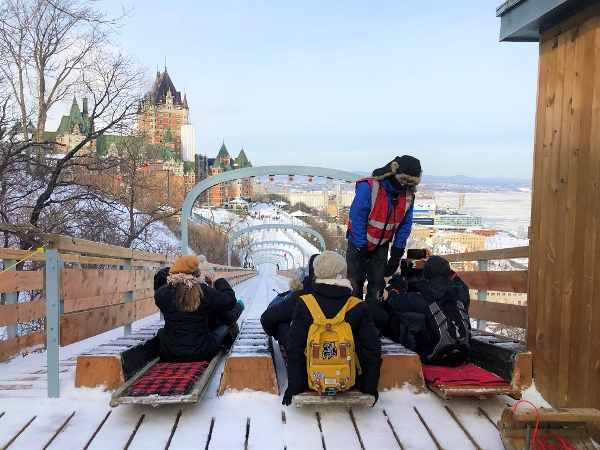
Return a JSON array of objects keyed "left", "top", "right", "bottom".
[
  {"left": 43, "top": 131, "right": 57, "bottom": 142},
  {"left": 95, "top": 135, "right": 120, "bottom": 156},
  {"left": 217, "top": 142, "right": 230, "bottom": 157},
  {"left": 236, "top": 148, "right": 252, "bottom": 168},
  {"left": 56, "top": 98, "right": 90, "bottom": 136}
]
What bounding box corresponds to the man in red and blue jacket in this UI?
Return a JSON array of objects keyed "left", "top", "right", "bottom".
[{"left": 346, "top": 155, "right": 422, "bottom": 304}]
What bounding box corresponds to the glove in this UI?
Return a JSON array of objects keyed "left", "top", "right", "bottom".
[
  {"left": 384, "top": 247, "right": 404, "bottom": 277},
  {"left": 282, "top": 393, "right": 293, "bottom": 406},
  {"left": 386, "top": 274, "right": 408, "bottom": 295},
  {"left": 355, "top": 246, "right": 369, "bottom": 274},
  {"left": 237, "top": 300, "right": 245, "bottom": 310}
]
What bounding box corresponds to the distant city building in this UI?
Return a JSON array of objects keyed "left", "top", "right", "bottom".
[
  {"left": 435, "top": 213, "right": 484, "bottom": 227},
  {"left": 409, "top": 225, "right": 431, "bottom": 240},
  {"left": 412, "top": 200, "right": 436, "bottom": 225},
  {"left": 207, "top": 142, "right": 253, "bottom": 206},
  {"left": 435, "top": 233, "right": 486, "bottom": 252},
  {"left": 137, "top": 67, "right": 189, "bottom": 159},
  {"left": 180, "top": 124, "right": 196, "bottom": 162},
  {"left": 53, "top": 97, "right": 95, "bottom": 155},
  {"left": 478, "top": 290, "right": 527, "bottom": 306},
  {"left": 472, "top": 229, "right": 503, "bottom": 237},
  {"left": 278, "top": 184, "right": 354, "bottom": 210}
]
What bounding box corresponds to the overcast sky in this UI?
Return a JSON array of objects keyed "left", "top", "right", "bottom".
[{"left": 67, "top": 0, "right": 540, "bottom": 179}]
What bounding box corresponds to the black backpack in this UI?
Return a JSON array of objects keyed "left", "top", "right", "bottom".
[{"left": 418, "top": 295, "right": 470, "bottom": 367}]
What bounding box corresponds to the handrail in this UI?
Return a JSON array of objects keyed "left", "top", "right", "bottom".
[
  {"left": 443, "top": 246, "right": 529, "bottom": 262},
  {"left": 41, "top": 234, "right": 179, "bottom": 263},
  {"left": 0, "top": 238, "right": 258, "bottom": 398}
]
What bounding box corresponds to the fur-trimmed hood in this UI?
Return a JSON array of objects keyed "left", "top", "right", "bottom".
[{"left": 372, "top": 155, "right": 422, "bottom": 192}]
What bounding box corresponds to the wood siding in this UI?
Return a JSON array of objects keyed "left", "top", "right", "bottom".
[{"left": 530, "top": 13, "right": 600, "bottom": 409}]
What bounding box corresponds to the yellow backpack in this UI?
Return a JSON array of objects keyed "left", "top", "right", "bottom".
[{"left": 301, "top": 294, "right": 362, "bottom": 395}]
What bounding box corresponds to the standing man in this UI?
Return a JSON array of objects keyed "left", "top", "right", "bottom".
[{"left": 346, "top": 155, "right": 421, "bottom": 304}]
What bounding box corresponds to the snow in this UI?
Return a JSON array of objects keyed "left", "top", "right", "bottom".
[
  {"left": 0, "top": 271, "right": 562, "bottom": 450},
  {"left": 193, "top": 204, "right": 319, "bottom": 270}
]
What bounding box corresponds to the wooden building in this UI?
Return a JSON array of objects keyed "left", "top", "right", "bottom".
[{"left": 498, "top": 0, "right": 600, "bottom": 411}]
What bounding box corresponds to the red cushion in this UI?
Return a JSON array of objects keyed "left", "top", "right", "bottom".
[
  {"left": 421, "top": 363, "right": 509, "bottom": 387},
  {"left": 127, "top": 361, "right": 210, "bottom": 396}
]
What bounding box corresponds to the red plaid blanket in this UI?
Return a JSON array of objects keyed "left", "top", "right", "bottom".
[
  {"left": 421, "top": 363, "right": 509, "bottom": 387},
  {"left": 127, "top": 361, "right": 210, "bottom": 396}
]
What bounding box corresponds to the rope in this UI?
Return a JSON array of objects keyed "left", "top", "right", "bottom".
[
  {"left": 0, "top": 247, "right": 45, "bottom": 275},
  {"left": 512, "top": 400, "right": 577, "bottom": 450}
]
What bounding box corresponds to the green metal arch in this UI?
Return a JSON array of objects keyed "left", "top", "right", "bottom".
[
  {"left": 181, "top": 165, "right": 361, "bottom": 254},
  {"left": 239, "top": 240, "right": 307, "bottom": 267},
  {"left": 227, "top": 224, "right": 325, "bottom": 266},
  {"left": 248, "top": 248, "right": 294, "bottom": 268},
  {"left": 250, "top": 255, "right": 286, "bottom": 268}
]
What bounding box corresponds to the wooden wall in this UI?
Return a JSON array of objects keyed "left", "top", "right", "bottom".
[{"left": 529, "top": 10, "right": 600, "bottom": 409}]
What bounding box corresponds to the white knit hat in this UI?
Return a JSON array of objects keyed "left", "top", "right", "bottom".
[
  {"left": 313, "top": 251, "right": 347, "bottom": 279},
  {"left": 197, "top": 254, "right": 216, "bottom": 278}
]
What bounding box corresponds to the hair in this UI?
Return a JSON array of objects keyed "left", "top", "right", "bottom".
[
  {"left": 347, "top": 277, "right": 361, "bottom": 298},
  {"left": 172, "top": 269, "right": 203, "bottom": 312}
]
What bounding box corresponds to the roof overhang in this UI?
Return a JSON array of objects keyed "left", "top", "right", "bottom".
[{"left": 497, "top": 0, "right": 600, "bottom": 41}]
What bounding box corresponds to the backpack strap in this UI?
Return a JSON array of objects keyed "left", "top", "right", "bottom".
[
  {"left": 302, "top": 294, "right": 362, "bottom": 323},
  {"left": 457, "top": 300, "right": 470, "bottom": 323},
  {"left": 301, "top": 294, "right": 326, "bottom": 324},
  {"left": 340, "top": 296, "right": 363, "bottom": 320}
]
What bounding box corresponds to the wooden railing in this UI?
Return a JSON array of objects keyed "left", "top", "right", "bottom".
[
  {"left": 447, "top": 246, "right": 529, "bottom": 332},
  {"left": 0, "top": 234, "right": 257, "bottom": 397}
]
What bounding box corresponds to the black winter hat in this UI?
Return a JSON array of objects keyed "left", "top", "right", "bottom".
[
  {"left": 372, "top": 155, "right": 422, "bottom": 189},
  {"left": 423, "top": 255, "right": 451, "bottom": 280}
]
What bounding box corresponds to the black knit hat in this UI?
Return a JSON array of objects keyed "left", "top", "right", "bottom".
[
  {"left": 423, "top": 256, "right": 451, "bottom": 280},
  {"left": 372, "top": 155, "right": 422, "bottom": 189}
]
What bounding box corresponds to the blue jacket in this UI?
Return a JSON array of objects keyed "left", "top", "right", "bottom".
[{"left": 348, "top": 177, "right": 415, "bottom": 250}]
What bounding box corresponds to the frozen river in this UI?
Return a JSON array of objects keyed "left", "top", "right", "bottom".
[{"left": 435, "top": 191, "right": 531, "bottom": 235}]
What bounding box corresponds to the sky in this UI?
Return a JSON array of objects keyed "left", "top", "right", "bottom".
[{"left": 58, "top": 0, "right": 540, "bottom": 179}]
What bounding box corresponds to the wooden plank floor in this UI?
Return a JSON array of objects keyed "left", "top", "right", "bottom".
[
  {"left": 0, "top": 274, "right": 520, "bottom": 450},
  {"left": 0, "top": 341, "right": 513, "bottom": 450}
]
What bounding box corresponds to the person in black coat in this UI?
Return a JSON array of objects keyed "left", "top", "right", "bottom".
[
  {"left": 261, "top": 254, "right": 318, "bottom": 353},
  {"left": 154, "top": 255, "right": 244, "bottom": 362},
  {"left": 384, "top": 255, "right": 470, "bottom": 351},
  {"left": 155, "top": 261, "right": 244, "bottom": 342},
  {"left": 282, "top": 251, "right": 382, "bottom": 406}
]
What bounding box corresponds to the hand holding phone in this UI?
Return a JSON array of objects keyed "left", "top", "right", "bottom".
[{"left": 407, "top": 249, "right": 427, "bottom": 260}]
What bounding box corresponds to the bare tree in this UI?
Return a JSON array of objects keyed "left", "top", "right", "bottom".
[
  {"left": 0, "top": 0, "right": 126, "bottom": 144},
  {"left": 0, "top": 0, "right": 147, "bottom": 250},
  {"left": 305, "top": 216, "right": 347, "bottom": 254},
  {"left": 80, "top": 135, "right": 185, "bottom": 248},
  {"left": 188, "top": 222, "right": 241, "bottom": 266}
]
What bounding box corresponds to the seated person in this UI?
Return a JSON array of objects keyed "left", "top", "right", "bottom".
[
  {"left": 347, "top": 277, "right": 389, "bottom": 331},
  {"left": 283, "top": 251, "right": 381, "bottom": 406},
  {"left": 384, "top": 255, "right": 470, "bottom": 353},
  {"left": 261, "top": 254, "right": 318, "bottom": 355},
  {"left": 154, "top": 255, "right": 244, "bottom": 362}
]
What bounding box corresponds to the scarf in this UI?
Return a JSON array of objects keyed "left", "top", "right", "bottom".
[{"left": 167, "top": 273, "right": 200, "bottom": 290}]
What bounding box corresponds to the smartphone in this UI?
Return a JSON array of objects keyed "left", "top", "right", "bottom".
[{"left": 406, "top": 249, "right": 427, "bottom": 260}]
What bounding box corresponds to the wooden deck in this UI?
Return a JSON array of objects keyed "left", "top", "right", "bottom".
[{"left": 0, "top": 273, "right": 541, "bottom": 450}]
